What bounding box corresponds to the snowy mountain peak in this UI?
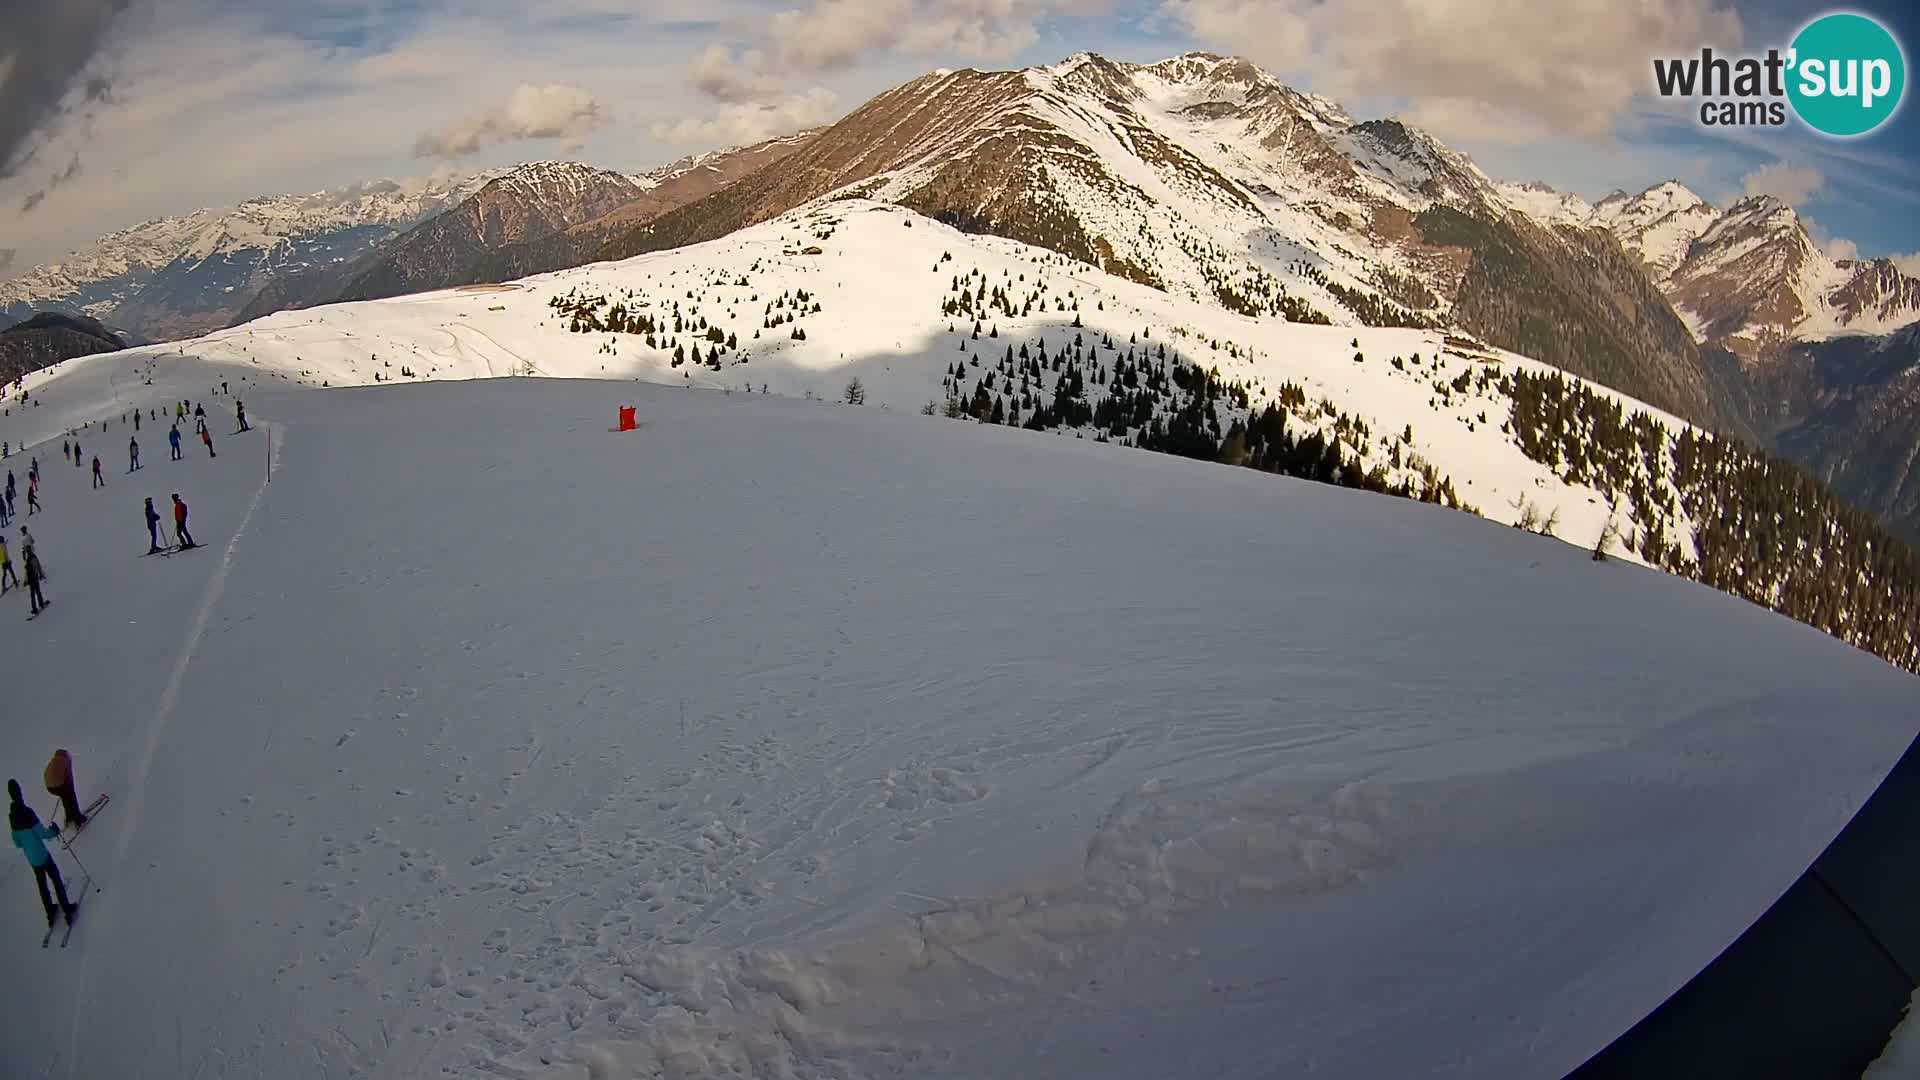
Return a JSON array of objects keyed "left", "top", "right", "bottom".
[
  {"left": 1336, "top": 118, "right": 1502, "bottom": 214},
  {"left": 487, "top": 161, "right": 639, "bottom": 205}
]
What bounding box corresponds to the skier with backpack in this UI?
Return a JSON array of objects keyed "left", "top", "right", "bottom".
[
  {"left": 43, "top": 750, "right": 88, "bottom": 832},
  {"left": 8, "top": 780, "right": 76, "bottom": 931}
]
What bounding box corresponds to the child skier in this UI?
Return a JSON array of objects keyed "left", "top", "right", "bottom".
[{"left": 8, "top": 780, "right": 75, "bottom": 929}]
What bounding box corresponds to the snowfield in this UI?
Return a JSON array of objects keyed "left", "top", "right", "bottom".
[
  {"left": 0, "top": 346, "right": 1916, "bottom": 1077},
  {"left": 12, "top": 201, "right": 1710, "bottom": 571}
]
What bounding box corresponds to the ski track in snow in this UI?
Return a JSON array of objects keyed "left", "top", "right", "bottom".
[
  {"left": 66, "top": 417, "right": 277, "bottom": 1079},
  {"left": 0, "top": 304, "right": 1915, "bottom": 1077}
]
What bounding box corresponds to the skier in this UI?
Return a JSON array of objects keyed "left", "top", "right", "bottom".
[
  {"left": 26, "top": 477, "right": 40, "bottom": 515},
  {"left": 222, "top": 380, "right": 229, "bottom": 395},
  {"left": 194, "top": 403, "right": 206, "bottom": 434},
  {"left": 72, "top": 439, "right": 80, "bottom": 467},
  {"left": 0, "top": 535, "right": 13, "bottom": 593},
  {"left": 91, "top": 455, "right": 104, "bottom": 489},
  {"left": 129, "top": 436, "right": 140, "bottom": 472},
  {"left": 8, "top": 780, "right": 76, "bottom": 930},
  {"left": 22, "top": 537, "right": 47, "bottom": 615},
  {"left": 200, "top": 427, "right": 215, "bottom": 457},
  {"left": 43, "top": 750, "right": 87, "bottom": 832},
  {"left": 143, "top": 497, "right": 162, "bottom": 553},
  {"left": 235, "top": 400, "right": 249, "bottom": 433},
  {"left": 169, "top": 424, "right": 182, "bottom": 461},
  {"left": 134, "top": 410, "right": 141, "bottom": 432},
  {"left": 60, "top": 439, "right": 68, "bottom": 463},
  {"left": 171, "top": 494, "right": 195, "bottom": 549}
]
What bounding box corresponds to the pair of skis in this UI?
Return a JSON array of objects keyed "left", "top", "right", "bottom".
[{"left": 42, "top": 889, "right": 86, "bottom": 948}]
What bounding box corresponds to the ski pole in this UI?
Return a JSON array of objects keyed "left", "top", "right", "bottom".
[{"left": 59, "top": 843, "right": 99, "bottom": 893}]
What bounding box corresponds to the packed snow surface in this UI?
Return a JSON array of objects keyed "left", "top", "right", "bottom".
[{"left": 0, "top": 353, "right": 1915, "bottom": 1079}]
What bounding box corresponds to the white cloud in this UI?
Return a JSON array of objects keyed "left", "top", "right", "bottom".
[
  {"left": 414, "top": 83, "right": 607, "bottom": 158},
  {"left": 760, "top": 0, "right": 1089, "bottom": 72},
  {"left": 1162, "top": 0, "right": 1743, "bottom": 142},
  {"left": 1823, "top": 236, "right": 1859, "bottom": 262},
  {"left": 650, "top": 88, "right": 840, "bottom": 146},
  {"left": 1400, "top": 98, "right": 1549, "bottom": 145},
  {"left": 1740, "top": 163, "right": 1824, "bottom": 206},
  {"left": 769, "top": 0, "right": 914, "bottom": 70},
  {"left": 1891, "top": 253, "right": 1920, "bottom": 277},
  {"left": 688, "top": 43, "right": 783, "bottom": 104}
]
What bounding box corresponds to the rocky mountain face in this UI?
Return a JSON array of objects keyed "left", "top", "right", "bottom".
[
  {"left": 0, "top": 312, "right": 126, "bottom": 388},
  {"left": 231, "top": 139, "right": 814, "bottom": 323},
  {"left": 330, "top": 163, "right": 648, "bottom": 303},
  {"left": 0, "top": 174, "right": 496, "bottom": 340},
  {"left": 600, "top": 52, "right": 1740, "bottom": 430},
  {"left": 466, "top": 135, "right": 815, "bottom": 285},
  {"left": 1501, "top": 180, "right": 1920, "bottom": 543},
  {"left": 1735, "top": 325, "right": 1920, "bottom": 546},
  {"left": 1527, "top": 181, "right": 1920, "bottom": 357}
]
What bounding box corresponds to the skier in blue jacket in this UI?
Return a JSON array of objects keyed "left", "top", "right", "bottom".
[{"left": 9, "top": 779, "right": 76, "bottom": 928}]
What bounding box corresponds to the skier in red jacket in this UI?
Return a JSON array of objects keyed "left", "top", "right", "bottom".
[{"left": 171, "top": 493, "right": 196, "bottom": 549}]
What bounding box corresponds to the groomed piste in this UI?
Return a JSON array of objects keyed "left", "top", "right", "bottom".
[{"left": 1, "top": 346, "right": 1916, "bottom": 1078}]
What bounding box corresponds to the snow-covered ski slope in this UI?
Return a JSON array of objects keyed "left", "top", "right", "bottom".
[
  {"left": 10, "top": 200, "right": 1706, "bottom": 571},
  {"left": 0, "top": 349, "right": 1916, "bottom": 1077}
]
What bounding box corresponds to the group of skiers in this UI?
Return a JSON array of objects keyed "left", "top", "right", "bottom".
[
  {"left": 1, "top": 394, "right": 234, "bottom": 619},
  {"left": 4, "top": 389, "right": 250, "bottom": 933},
  {"left": 8, "top": 750, "right": 97, "bottom": 931}
]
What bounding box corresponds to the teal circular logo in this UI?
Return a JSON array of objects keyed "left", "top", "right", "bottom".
[{"left": 1787, "top": 12, "right": 1906, "bottom": 137}]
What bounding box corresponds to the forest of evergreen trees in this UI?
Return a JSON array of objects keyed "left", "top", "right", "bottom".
[{"left": 1508, "top": 369, "right": 1920, "bottom": 672}]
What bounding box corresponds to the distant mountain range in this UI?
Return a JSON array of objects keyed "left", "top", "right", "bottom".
[
  {"left": 229, "top": 138, "right": 810, "bottom": 324},
  {"left": 6, "top": 51, "right": 1920, "bottom": 542},
  {"left": 0, "top": 173, "right": 500, "bottom": 339}
]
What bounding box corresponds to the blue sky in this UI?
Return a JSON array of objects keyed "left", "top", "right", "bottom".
[{"left": 1, "top": 0, "right": 1916, "bottom": 272}]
